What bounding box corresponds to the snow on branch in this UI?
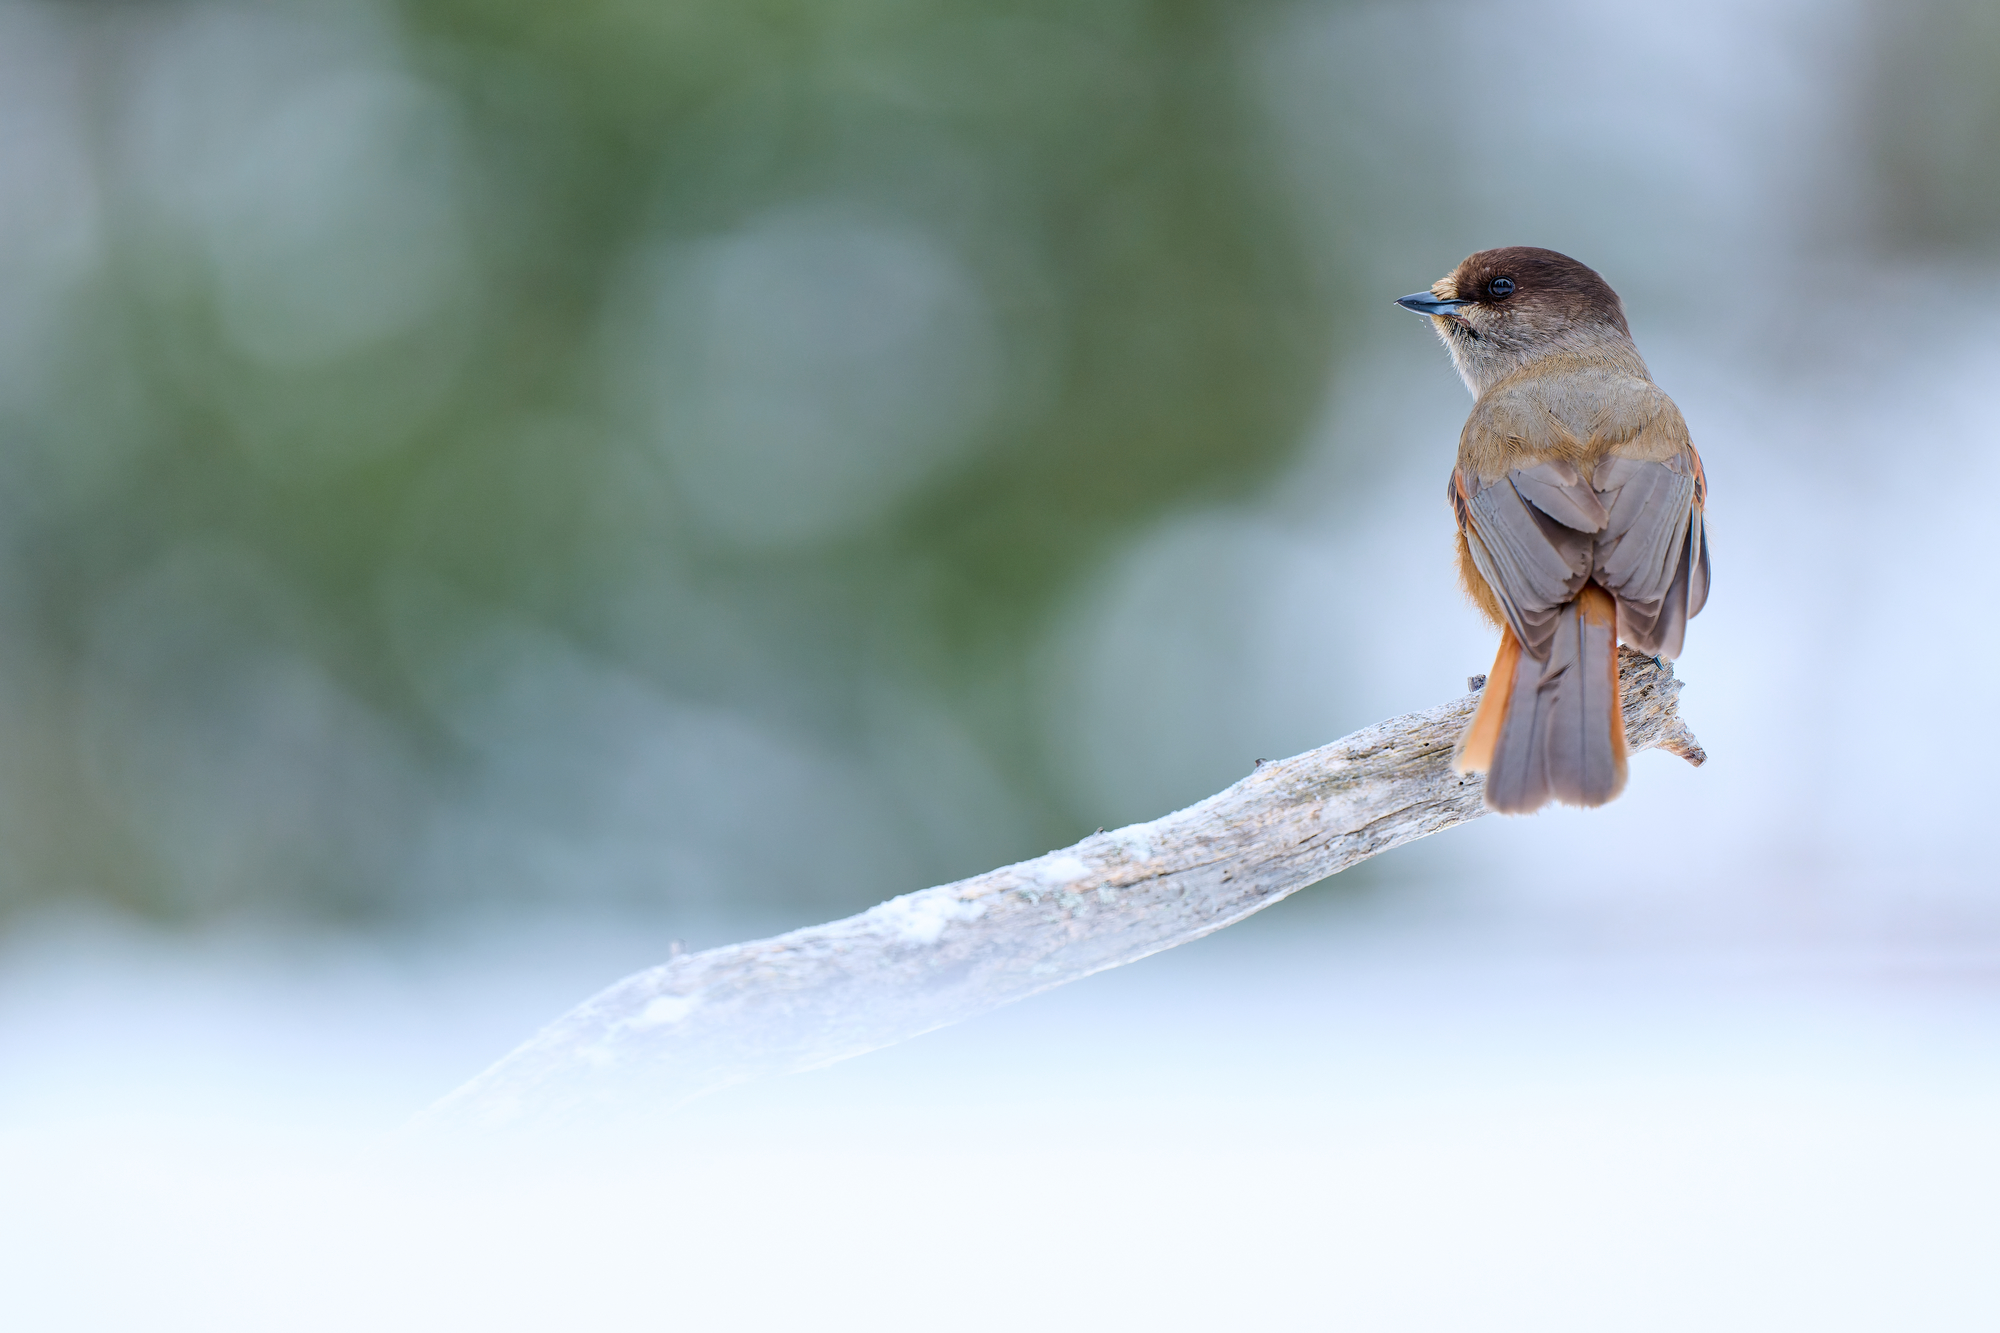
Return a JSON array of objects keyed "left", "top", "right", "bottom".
[{"left": 413, "top": 650, "right": 1704, "bottom": 1134}]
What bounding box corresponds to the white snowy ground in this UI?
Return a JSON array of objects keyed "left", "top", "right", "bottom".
[{"left": 3, "top": 893, "right": 1998, "bottom": 1333}]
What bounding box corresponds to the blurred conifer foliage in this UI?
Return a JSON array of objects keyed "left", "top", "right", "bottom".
[
  {"left": 0, "top": 0, "right": 1337, "bottom": 924},
  {"left": 1864, "top": 0, "right": 2000, "bottom": 251}
]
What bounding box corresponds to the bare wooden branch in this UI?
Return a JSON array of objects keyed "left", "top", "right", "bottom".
[{"left": 413, "top": 650, "right": 1702, "bottom": 1133}]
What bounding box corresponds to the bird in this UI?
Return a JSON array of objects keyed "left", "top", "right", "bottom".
[{"left": 1396, "top": 247, "right": 1709, "bottom": 814}]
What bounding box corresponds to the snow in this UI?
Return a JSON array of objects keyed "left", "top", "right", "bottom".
[
  {"left": 634, "top": 992, "right": 702, "bottom": 1028},
  {"left": 866, "top": 890, "right": 987, "bottom": 945},
  {"left": 3, "top": 909, "right": 1996, "bottom": 1332}
]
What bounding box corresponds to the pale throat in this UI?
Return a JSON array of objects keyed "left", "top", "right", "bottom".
[{"left": 1434, "top": 317, "right": 1643, "bottom": 397}]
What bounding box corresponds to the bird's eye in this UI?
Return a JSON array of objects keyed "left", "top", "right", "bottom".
[{"left": 1488, "top": 277, "right": 1516, "bottom": 298}]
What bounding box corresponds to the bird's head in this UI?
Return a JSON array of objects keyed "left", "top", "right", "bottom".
[{"left": 1397, "top": 246, "right": 1634, "bottom": 395}]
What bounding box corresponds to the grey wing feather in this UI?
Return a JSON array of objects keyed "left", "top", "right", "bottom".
[
  {"left": 1460, "top": 470, "right": 1595, "bottom": 660},
  {"left": 1510, "top": 460, "right": 1609, "bottom": 533},
  {"left": 1591, "top": 453, "right": 1706, "bottom": 658},
  {"left": 1686, "top": 507, "right": 1710, "bottom": 619}
]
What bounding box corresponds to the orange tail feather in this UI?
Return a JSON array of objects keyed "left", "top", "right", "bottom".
[
  {"left": 1578, "top": 585, "right": 1628, "bottom": 789},
  {"left": 1453, "top": 629, "right": 1521, "bottom": 776},
  {"left": 1455, "top": 585, "right": 1628, "bottom": 812}
]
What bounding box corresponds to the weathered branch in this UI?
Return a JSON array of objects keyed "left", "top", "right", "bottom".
[{"left": 413, "top": 650, "right": 1702, "bottom": 1133}]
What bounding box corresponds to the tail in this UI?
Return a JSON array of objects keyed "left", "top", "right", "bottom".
[{"left": 1453, "top": 584, "right": 1627, "bottom": 814}]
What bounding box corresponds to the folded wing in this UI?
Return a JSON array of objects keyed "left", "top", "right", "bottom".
[
  {"left": 1591, "top": 453, "right": 1709, "bottom": 657},
  {"left": 1453, "top": 451, "right": 1708, "bottom": 661}
]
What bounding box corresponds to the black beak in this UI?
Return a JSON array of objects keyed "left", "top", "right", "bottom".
[{"left": 1396, "top": 291, "right": 1470, "bottom": 317}]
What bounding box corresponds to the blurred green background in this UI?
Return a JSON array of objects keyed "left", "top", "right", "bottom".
[
  {"left": 0, "top": 0, "right": 1346, "bottom": 927},
  {"left": 0, "top": 0, "right": 1995, "bottom": 933}
]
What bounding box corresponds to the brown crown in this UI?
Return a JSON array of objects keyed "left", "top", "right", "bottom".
[{"left": 1448, "top": 247, "right": 1629, "bottom": 335}]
